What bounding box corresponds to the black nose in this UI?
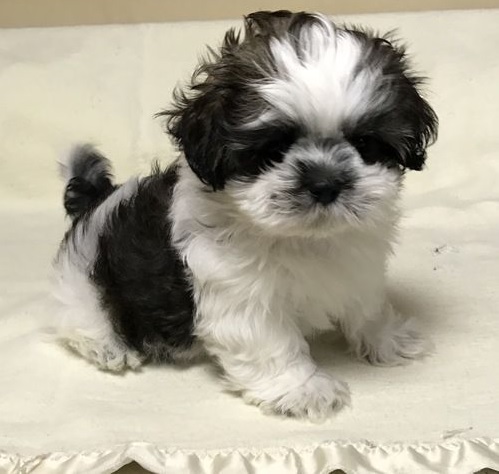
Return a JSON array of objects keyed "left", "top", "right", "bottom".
[{"left": 308, "top": 183, "right": 341, "bottom": 205}]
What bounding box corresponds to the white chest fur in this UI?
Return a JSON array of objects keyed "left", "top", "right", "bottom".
[
  {"left": 171, "top": 164, "right": 396, "bottom": 337},
  {"left": 184, "top": 226, "right": 391, "bottom": 334}
]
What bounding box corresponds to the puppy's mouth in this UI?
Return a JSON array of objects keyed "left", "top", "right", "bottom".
[
  {"left": 266, "top": 190, "right": 368, "bottom": 232},
  {"left": 271, "top": 186, "right": 359, "bottom": 215}
]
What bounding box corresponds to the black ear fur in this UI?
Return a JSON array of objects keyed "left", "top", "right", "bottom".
[
  {"left": 158, "top": 30, "right": 248, "bottom": 190},
  {"left": 390, "top": 72, "right": 438, "bottom": 171},
  {"left": 386, "top": 39, "right": 439, "bottom": 171},
  {"left": 364, "top": 30, "right": 439, "bottom": 171},
  {"left": 165, "top": 85, "right": 229, "bottom": 190},
  {"left": 404, "top": 90, "right": 438, "bottom": 170}
]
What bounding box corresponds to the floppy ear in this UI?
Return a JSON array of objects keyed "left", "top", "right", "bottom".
[
  {"left": 403, "top": 86, "right": 438, "bottom": 171},
  {"left": 385, "top": 38, "right": 439, "bottom": 171},
  {"left": 158, "top": 30, "right": 242, "bottom": 190},
  {"left": 164, "top": 84, "right": 229, "bottom": 190},
  {"left": 362, "top": 34, "right": 438, "bottom": 171}
]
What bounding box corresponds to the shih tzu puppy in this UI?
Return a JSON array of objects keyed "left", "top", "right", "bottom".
[{"left": 53, "top": 10, "right": 438, "bottom": 420}]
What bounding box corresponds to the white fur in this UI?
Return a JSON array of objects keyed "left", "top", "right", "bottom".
[
  {"left": 256, "top": 16, "right": 387, "bottom": 135},
  {"left": 171, "top": 162, "right": 427, "bottom": 420},
  {"left": 53, "top": 178, "right": 143, "bottom": 371}
]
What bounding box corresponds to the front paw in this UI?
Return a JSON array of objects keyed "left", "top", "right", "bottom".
[
  {"left": 252, "top": 371, "right": 351, "bottom": 422},
  {"left": 358, "top": 318, "right": 432, "bottom": 366}
]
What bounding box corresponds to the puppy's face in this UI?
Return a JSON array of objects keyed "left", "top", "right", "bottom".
[{"left": 164, "top": 11, "right": 438, "bottom": 236}]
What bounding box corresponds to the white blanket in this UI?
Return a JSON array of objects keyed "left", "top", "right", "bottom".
[{"left": 0, "top": 9, "right": 498, "bottom": 474}]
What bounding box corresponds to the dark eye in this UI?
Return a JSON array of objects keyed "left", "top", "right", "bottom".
[
  {"left": 350, "top": 135, "right": 400, "bottom": 167},
  {"left": 260, "top": 127, "right": 298, "bottom": 165},
  {"left": 247, "top": 126, "right": 298, "bottom": 171},
  {"left": 235, "top": 126, "right": 298, "bottom": 178}
]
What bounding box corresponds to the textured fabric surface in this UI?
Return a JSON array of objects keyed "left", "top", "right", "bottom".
[{"left": 0, "top": 8, "right": 498, "bottom": 474}]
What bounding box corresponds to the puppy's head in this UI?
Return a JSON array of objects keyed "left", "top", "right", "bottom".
[{"left": 162, "top": 11, "right": 438, "bottom": 236}]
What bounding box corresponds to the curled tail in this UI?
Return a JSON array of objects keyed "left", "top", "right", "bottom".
[{"left": 59, "top": 144, "right": 115, "bottom": 219}]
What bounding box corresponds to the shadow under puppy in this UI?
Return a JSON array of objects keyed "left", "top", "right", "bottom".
[{"left": 53, "top": 10, "right": 438, "bottom": 420}]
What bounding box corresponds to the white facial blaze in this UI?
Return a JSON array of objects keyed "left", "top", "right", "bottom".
[{"left": 258, "top": 15, "right": 385, "bottom": 135}]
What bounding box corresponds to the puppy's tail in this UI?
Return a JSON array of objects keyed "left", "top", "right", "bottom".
[{"left": 59, "top": 144, "right": 115, "bottom": 219}]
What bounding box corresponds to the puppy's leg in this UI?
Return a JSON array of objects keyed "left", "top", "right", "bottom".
[
  {"left": 342, "top": 298, "right": 430, "bottom": 366},
  {"left": 53, "top": 264, "right": 142, "bottom": 372},
  {"left": 54, "top": 146, "right": 143, "bottom": 371},
  {"left": 61, "top": 326, "right": 143, "bottom": 372},
  {"left": 197, "top": 300, "right": 350, "bottom": 421}
]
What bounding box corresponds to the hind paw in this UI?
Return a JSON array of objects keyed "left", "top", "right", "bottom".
[{"left": 63, "top": 336, "right": 143, "bottom": 372}]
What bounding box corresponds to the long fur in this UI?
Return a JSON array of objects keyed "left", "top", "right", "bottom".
[
  {"left": 52, "top": 11, "right": 438, "bottom": 421},
  {"left": 59, "top": 144, "right": 116, "bottom": 218}
]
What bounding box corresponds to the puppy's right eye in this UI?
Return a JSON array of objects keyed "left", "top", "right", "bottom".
[
  {"left": 236, "top": 126, "right": 298, "bottom": 179},
  {"left": 261, "top": 128, "right": 298, "bottom": 166}
]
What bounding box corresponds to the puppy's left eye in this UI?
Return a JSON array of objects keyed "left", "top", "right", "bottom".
[{"left": 350, "top": 135, "right": 400, "bottom": 167}]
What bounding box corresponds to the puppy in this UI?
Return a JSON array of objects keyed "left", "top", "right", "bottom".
[{"left": 53, "top": 11, "right": 438, "bottom": 420}]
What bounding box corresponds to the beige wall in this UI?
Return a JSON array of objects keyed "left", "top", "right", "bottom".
[{"left": 1, "top": 0, "right": 498, "bottom": 28}]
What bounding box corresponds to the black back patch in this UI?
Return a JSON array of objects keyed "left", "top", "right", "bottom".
[{"left": 91, "top": 165, "right": 197, "bottom": 362}]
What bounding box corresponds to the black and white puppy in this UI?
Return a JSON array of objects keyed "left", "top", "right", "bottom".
[{"left": 53, "top": 11, "right": 438, "bottom": 420}]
